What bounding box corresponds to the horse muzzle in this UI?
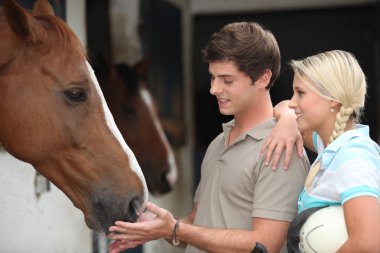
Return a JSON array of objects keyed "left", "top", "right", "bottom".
[{"left": 86, "top": 188, "right": 145, "bottom": 233}]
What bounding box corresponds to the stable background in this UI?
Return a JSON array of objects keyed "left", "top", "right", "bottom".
[{"left": 0, "top": 0, "right": 379, "bottom": 253}]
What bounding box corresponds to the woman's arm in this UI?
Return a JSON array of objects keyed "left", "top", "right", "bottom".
[
  {"left": 337, "top": 196, "right": 380, "bottom": 253},
  {"left": 261, "top": 100, "right": 313, "bottom": 169}
]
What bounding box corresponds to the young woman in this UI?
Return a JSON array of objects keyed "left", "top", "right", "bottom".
[{"left": 272, "top": 50, "right": 380, "bottom": 252}]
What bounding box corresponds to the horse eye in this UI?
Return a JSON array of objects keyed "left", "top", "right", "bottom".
[{"left": 64, "top": 88, "right": 87, "bottom": 103}]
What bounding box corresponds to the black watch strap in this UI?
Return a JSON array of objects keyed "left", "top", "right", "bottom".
[{"left": 251, "top": 242, "right": 268, "bottom": 253}]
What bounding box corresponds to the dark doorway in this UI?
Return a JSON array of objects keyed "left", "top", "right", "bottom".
[
  {"left": 193, "top": 3, "right": 380, "bottom": 186},
  {"left": 0, "top": 0, "right": 65, "bottom": 18}
]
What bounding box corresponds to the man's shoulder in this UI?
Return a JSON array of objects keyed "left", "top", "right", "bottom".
[
  {"left": 204, "top": 132, "right": 225, "bottom": 152},
  {"left": 247, "top": 118, "right": 276, "bottom": 141},
  {"left": 284, "top": 153, "right": 310, "bottom": 177}
]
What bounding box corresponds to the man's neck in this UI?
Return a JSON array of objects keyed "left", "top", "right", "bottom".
[
  {"left": 229, "top": 93, "right": 273, "bottom": 144},
  {"left": 234, "top": 94, "right": 273, "bottom": 132}
]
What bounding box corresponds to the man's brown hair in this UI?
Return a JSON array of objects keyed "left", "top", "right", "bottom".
[{"left": 203, "top": 22, "right": 281, "bottom": 89}]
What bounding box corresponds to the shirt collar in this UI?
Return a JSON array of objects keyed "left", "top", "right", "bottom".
[
  {"left": 222, "top": 118, "right": 276, "bottom": 142},
  {"left": 320, "top": 124, "right": 370, "bottom": 170},
  {"left": 325, "top": 124, "right": 369, "bottom": 152}
]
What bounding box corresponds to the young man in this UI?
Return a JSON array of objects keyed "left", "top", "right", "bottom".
[{"left": 108, "top": 22, "right": 309, "bottom": 253}]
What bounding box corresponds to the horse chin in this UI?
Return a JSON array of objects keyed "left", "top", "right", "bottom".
[
  {"left": 85, "top": 209, "right": 140, "bottom": 234},
  {"left": 84, "top": 216, "right": 103, "bottom": 233}
]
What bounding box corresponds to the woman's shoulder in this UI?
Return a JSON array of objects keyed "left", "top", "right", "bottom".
[
  {"left": 346, "top": 130, "right": 379, "bottom": 150},
  {"left": 341, "top": 133, "right": 380, "bottom": 165}
]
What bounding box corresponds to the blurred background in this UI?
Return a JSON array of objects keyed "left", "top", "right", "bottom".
[
  {"left": 87, "top": 0, "right": 380, "bottom": 204},
  {"left": 0, "top": 0, "right": 379, "bottom": 252}
]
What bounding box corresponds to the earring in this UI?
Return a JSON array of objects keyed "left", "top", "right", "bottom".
[{"left": 330, "top": 108, "right": 334, "bottom": 112}]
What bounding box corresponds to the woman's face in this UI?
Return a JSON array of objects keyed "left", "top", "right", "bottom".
[{"left": 288, "top": 74, "right": 333, "bottom": 134}]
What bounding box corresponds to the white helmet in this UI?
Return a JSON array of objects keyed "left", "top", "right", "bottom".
[{"left": 299, "top": 206, "right": 348, "bottom": 253}]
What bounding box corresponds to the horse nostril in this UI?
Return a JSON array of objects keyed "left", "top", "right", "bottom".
[
  {"left": 127, "top": 197, "right": 142, "bottom": 222},
  {"left": 161, "top": 172, "right": 168, "bottom": 185},
  {"left": 160, "top": 172, "right": 172, "bottom": 194}
]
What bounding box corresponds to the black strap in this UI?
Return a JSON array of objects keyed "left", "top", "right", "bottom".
[{"left": 287, "top": 207, "right": 326, "bottom": 253}]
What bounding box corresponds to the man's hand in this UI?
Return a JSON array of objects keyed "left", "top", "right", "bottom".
[
  {"left": 108, "top": 239, "right": 147, "bottom": 253},
  {"left": 108, "top": 202, "right": 176, "bottom": 251}
]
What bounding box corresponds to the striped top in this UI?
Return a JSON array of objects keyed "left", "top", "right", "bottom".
[{"left": 298, "top": 124, "right": 380, "bottom": 212}]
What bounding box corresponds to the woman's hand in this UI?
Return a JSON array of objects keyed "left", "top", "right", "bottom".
[{"left": 261, "top": 100, "right": 303, "bottom": 170}]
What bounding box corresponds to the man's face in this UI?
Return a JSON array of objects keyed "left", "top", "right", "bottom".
[{"left": 208, "top": 61, "right": 257, "bottom": 117}]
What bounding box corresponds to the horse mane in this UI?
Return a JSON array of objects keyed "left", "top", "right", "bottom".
[
  {"left": 35, "top": 15, "right": 87, "bottom": 59},
  {"left": 0, "top": 5, "right": 86, "bottom": 60}
]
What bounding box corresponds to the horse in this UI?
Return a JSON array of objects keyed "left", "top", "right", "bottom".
[
  {"left": 94, "top": 57, "right": 178, "bottom": 195},
  {"left": 0, "top": 0, "right": 148, "bottom": 233}
]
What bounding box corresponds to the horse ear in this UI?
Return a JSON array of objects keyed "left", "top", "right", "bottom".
[
  {"left": 93, "top": 53, "right": 113, "bottom": 78},
  {"left": 33, "top": 0, "right": 55, "bottom": 16},
  {"left": 3, "top": 0, "right": 43, "bottom": 44}
]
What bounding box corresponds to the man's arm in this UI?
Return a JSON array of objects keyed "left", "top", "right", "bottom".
[
  {"left": 108, "top": 202, "right": 198, "bottom": 252},
  {"left": 177, "top": 217, "right": 289, "bottom": 253},
  {"left": 181, "top": 202, "right": 197, "bottom": 225},
  {"left": 109, "top": 202, "right": 290, "bottom": 253},
  {"left": 163, "top": 202, "right": 198, "bottom": 248}
]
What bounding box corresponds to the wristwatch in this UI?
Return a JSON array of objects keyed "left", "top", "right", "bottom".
[{"left": 251, "top": 242, "right": 268, "bottom": 253}]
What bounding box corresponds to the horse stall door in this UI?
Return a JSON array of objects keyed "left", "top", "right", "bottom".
[{"left": 0, "top": 150, "right": 93, "bottom": 253}]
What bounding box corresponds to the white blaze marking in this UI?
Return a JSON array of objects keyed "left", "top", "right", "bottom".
[
  {"left": 86, "top": 62, "right": 149, "bottom": 203},
  {"left": 140, "top": 88, "right": 178, "bottom": 186}
]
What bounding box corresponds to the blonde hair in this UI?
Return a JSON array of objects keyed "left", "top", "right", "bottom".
[{"left": 290, "top": 50, "right": 367, "bottom": 144}]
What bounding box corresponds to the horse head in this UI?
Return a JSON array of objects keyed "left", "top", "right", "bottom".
[
  {"left": 94, "top": 56, "right": 178, "bottom": 195},
  {"left": 0, "top": 0, "right": 148, "bottom": 233}
]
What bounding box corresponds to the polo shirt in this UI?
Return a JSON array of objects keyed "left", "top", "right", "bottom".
[
  {"left": 186, "top": 119, "right": 309, "bottom": 253},
  {"left": 298, "top": 124, "right": 380, "bottom": 212}
]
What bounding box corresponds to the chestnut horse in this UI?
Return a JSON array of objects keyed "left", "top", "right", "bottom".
[
  {"left": 0, "top": 0, "right": 148, "bottom": 233},
  {"left": 94, "top": 59, "right": 178, "bottom": 195}
]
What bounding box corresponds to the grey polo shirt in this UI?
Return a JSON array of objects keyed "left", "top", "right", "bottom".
[{"left": 186, "top": 119, "right": 309, "bottom": 253}]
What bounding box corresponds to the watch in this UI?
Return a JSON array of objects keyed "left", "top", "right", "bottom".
[{"left": 251, "top": 242, "right": 268, "bottom": 253}]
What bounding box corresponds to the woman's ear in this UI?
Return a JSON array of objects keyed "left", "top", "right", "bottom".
[
  {"left": 256, "top": 69, "right": 272, "bottom": 89},
  {"left": 330, "top": 100, "right": 341, "bottom": 110}
]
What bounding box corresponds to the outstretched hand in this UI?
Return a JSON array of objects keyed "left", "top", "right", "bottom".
[
  {"left": 261, "top": 101, "right": 303, "bottom": 170},
  {"left": 108, "top": 201, "right": 176, "bottom": 253},
  {"left": 108, "top": 239, "right": 147, "bottom": 253}
]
